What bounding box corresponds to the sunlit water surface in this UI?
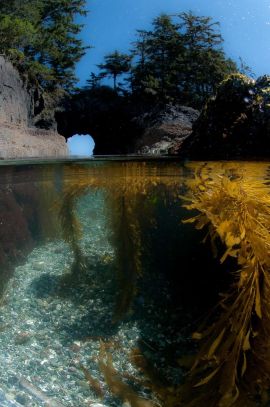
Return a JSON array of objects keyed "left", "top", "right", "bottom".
[{"left": 0, "top": 158, "right": 269, "bottom": 407}]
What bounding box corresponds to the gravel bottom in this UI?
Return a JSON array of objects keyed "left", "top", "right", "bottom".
[{"left": 0, "top": 193, "right": 185, "bottom": 406}]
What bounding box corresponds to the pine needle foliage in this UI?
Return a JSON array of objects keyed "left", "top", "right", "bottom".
[{"left": 0, "top": 0, "right": 87, "bottom": 88}]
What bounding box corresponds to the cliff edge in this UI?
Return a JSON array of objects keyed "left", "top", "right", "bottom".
[{"left": 0, "top": 56, "right": 67, "bottom": 159}]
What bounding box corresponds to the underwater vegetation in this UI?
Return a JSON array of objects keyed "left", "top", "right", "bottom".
[
  {"left": 55, "top": 161, "right": 270, "bottom": 406},
  {"left": 57, "top": 162, "right": 181, "bottom": 319},
  {"left": 180, "top": 162, "right": 270, "bottom": 406}
]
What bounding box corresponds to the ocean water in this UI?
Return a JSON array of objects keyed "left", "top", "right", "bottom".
[{"left": 0, "top": 158, "right": 270, "bottom": 407}]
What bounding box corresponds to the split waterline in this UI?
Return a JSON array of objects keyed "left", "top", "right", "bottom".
[{"left": 0, "top": 158, "right": 270, "bottom": 406}]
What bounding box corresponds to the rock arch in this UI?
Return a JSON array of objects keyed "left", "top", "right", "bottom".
[{"left": 55, "top": 87, "right": 140, "bottom": 155}]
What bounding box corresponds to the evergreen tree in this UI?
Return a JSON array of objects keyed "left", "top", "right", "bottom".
[
  {"left": 97, "top": 51, "right": 132, "bottom": 90},
  {"left": 85, "top": 72, "right": 103, "bottom": 89},
  {"left": 130, "top": 15, "right": 183, "bottom": 100},
  {"left": 176, "top": 11, "right": 237, "bottom": 105},
  {"left": 37, "top": 0, "right": 87, "bottom": 87},
  {"left": 128, "top": 12, "right": 237, "bottom": 106},
  {"left": 129, "top": 30, "right": 151, "bottom": 94},
  {"left": 0, "top": 0, "right": 87, "bottom": 88}
]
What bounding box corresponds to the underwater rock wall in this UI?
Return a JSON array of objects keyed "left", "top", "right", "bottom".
[
  {"left": 0, "top": 167, "right": 61, "bottom": 295},
  {"left": 0, "top": 56, "right": 67, "bottom": 158}
]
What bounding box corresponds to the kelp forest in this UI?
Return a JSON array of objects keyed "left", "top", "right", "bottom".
[
  {"left": 51, "top": 161, "right": 270, "bottom": 407},
  {"left": 1, "top": 161, "right": 270, "bottom": 406}
]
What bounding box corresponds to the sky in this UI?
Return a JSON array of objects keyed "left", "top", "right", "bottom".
[
  {"left": 71, "top": 0, "right": 270, "bottom": 155},
  {"left": 76, "top": 0, "right": 270, "bottom": 87},
  {"left": 67, "top": 134, "right": 95, "bottom": 156}
]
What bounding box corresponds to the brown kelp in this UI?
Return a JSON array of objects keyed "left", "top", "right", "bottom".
[
  {"left": 58, "top": 190, "right": 87, "bottom": 274},
  {"left": 57, "top": 161, "right": 181, "bottom": 319},
  {"left": 98, "top": 342, "right": 157, "bottom": 407},
  {"left": 180, "top": 162, "right": 270, "bottom": 406},
  {"left": 80, "top": 364, "right": 104, "bottom": 398}
]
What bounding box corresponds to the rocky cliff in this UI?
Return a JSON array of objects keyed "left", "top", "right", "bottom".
[
  {"left": 179, "top": 74, "right": 270, "bottom": 159},
  {"left": 134, "top": 105, "right": 199, "bottom": 155},
  {"left": 56, "top": 87, "right": 199, "bottom": 155},
  {"left": 0, "top": 56, "right": 67, "bottom": 159}
]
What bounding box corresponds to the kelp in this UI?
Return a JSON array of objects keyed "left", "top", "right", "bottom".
[
  {"left": 180, "top": 162, "right": 270, "bottom": 406},
  {"left": 57, "top": 162, "right": 181, "bottom": 320},
  {"left": 98, "top": 342, "right": 156, "bottom": 407},
  {"left": 80, "top": 364, "right": 104, "bottom": 398},
  {"left": 57, "top": 161, "right": 270, "bottom": 405},
  {"left": 130, "top": 347, "right": 182, "bottom": 407},
  {"left": 110, "top": 194, "right": 143, "bottom": 323},
  {"left": 96, "top": 343, "right": 182, "bottom": 407},
  {"left": 58, "top": 191, "right": 86, "bottom": 274}
]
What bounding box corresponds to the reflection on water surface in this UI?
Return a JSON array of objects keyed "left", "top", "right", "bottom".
[{"left": 0, "top": 159, "right": 270, "bottom": 406}]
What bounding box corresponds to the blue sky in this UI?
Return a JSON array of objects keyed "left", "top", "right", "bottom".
[
  {"left": 67, "top": 134, "right": 94, "bottom": 156},
  {"left": 76, "top": 0, "right": 270, "bottom": 86},
  {"left": 70, "top": 0, "right": 270, "bottom": 155}
]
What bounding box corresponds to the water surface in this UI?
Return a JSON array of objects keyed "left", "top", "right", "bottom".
[{"left": 0, "top": 158, "right": 269, "bottom": 407}]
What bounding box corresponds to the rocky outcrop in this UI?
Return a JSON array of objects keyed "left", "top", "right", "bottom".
[
  {"left": 0, "top": 125, "right": 68, "bottom": 159},
  {"left": 56, "top": 87, "right": 141, "bottom": 154},
  {"left": 134, "top": 105, "right": 199, "bottom": 155},
  {"left": 0, "top": 56, "right": 67, "bottom": 158},
  {"left": 56, "top": 87, "right": 199, "bottom": 155},
  {"left": 179, "top": 74, "right": 270, "bottom": 159}
]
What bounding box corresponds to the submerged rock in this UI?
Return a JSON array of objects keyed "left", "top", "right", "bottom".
[{"left": 179, "top": 73, "right": 270, "bottom": 159}]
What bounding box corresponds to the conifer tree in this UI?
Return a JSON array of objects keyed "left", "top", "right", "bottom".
[
  {"left": 97, "top": 51, "right": 132, "bottom": 90},
  {"left": 128, "top": 12, "right": 237, "bottom": 106},
  {"left": 0, "top": 0, "right": 87, "bottom": 88},
  {"left": 177, "top": 11, "right": 237, "bottom": 105},
  {"left": 85, "top": 73, "right": 103, "bottom": 89},
  {"left": 130, "top": 15, "right": 183, "bottom": 101}
]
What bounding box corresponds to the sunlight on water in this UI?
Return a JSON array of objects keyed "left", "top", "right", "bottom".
[{"left": 0, "top": 159, "right": 270, "bottom": 406}]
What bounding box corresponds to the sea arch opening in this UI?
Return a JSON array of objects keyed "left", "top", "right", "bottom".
[{"left": 67, "top": 134, "right": 95, "bottom": 157}]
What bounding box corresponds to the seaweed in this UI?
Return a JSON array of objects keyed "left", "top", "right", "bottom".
[
  {"left": 109, "top": 195, "right": 143, "bottom": 323},
  {"left": 57, "top": 163, "right": 181, "bottom": 321},
  {"left": 80, "top": 364, "right": 104, "bottom": 398},
  {"left": 98, "top": 342, "right": 156, "bottom": 407},
  {"left": 58, "top": 191, "right": 87, "bottom": 274},
  {"left": 180, "top": 162, "right": 270, "bottom": 406}
]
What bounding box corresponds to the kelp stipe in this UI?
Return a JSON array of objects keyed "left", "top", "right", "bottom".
[
  {"left": 180, "top": 162, "right": 270, "bottom": 406},
  {"left": 98, "top": 342, "right": 157, "bottom": 407},
  {"left": 57, "top": 162, "right": 182, "bottom": 321},
  {"left": 58, "top": 189, "right": 87, "bottom": 274},
  {"left": 110, "top": 197, "right": 142, "bottom": 323}
]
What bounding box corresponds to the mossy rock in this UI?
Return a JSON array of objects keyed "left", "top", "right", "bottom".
[{"left": 180, "top": 74, "right": 270, "bottom": 159}]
